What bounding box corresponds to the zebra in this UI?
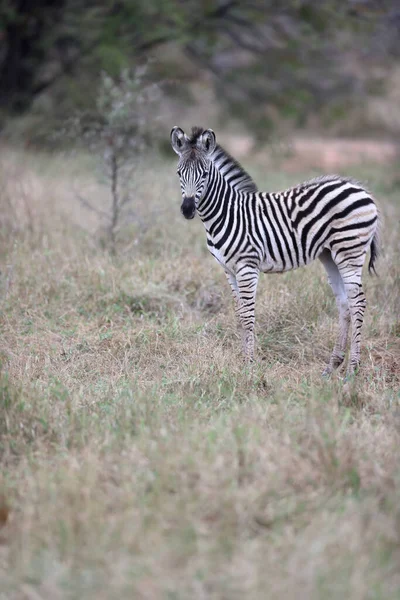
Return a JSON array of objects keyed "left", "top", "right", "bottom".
[{"left": 171, "top": 126, "right": 380, "bottom": 376}]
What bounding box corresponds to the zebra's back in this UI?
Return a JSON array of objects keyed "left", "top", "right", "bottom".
[{"left": 256, "top": 175, "right": 378, "bottom": 273}]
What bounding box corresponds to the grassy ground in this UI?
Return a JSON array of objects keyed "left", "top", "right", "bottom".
[{"left": 0, "top": 146, "right": 399, "bottom": 599}]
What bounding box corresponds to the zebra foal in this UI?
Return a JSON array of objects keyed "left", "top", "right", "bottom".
[{"left": 171, "top": 126, "right": 379, "bottom": 375}]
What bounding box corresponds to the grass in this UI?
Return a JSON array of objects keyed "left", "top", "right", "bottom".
[{"left": 0, "top": 144, "right": 399, "bottom": 599}]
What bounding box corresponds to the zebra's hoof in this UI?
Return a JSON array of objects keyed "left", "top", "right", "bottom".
[
  {"left": 322, "top": 367, "right": 332, "bottom": 378},
  {"left": 345, "top": 363, "right": 360, "bottom": 380},
  {"left": 244, "top": 359, "right": 255, "bottom": 367},
  {"left": 344, "top": 371, "right": 358, "bottom": 383}
]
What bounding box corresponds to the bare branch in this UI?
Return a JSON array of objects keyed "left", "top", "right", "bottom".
[
  {"left": 119, "top": 193, "right": 132, "bottom": 208},
  {"left": 74, "top": 189, "right": 110, "bottom": 221}
]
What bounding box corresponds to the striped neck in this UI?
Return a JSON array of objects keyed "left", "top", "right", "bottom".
[{"left": 210, "top": 144, "right": 257, "bottom": 193}]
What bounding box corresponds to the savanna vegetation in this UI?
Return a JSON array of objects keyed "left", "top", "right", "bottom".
[
  {"left": 1, "top": 0, "right": 400, "bottom": 598},
  {"left": 0, "top": 144, "right": 399, "bottom": 598}
]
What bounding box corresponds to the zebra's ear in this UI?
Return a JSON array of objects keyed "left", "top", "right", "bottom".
[
  {"left": 171, "top": 126, "right": 188, "bottom": 155},
  {"left": 200, "top": 129, "right": 216, "bottom": 155}
]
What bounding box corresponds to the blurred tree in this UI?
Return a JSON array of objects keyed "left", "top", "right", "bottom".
[
  {"left": 0, "top": 0, "right": 399, "bottom": 134},
  {"left": 67, "top": 65, "right": 161, "bottom": 255},
  {"left": 0, "top": 0, "right": 99, "bottom": 112},
  {"left": 0, "top": 0, "right": 65, "bottom": 111}
]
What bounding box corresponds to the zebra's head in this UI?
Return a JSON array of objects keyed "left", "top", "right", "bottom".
[{"left": 171, "top": 126, "right": 216, "bottom": 219}]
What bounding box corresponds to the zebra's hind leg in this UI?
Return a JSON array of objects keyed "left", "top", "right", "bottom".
[
  {"left": 337, "top": 256, "right": 367, "bottom": 376},
  {"left": 225, "top": 270, "right": 245, "bottom": 346},
  {"left": 319, "top": 249, "right": 350, "bottom": 376},
  {"left": 235, "top": 265, "right": 260, "bottom": 363}
]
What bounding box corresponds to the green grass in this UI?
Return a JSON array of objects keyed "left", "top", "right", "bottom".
[{"left": 0, "top": 145, "right": 399, "bottom": 599}]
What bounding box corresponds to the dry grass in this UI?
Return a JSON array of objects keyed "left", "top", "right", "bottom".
[{"left": 0, "top": 144, "right": 399, "bottom": 599}]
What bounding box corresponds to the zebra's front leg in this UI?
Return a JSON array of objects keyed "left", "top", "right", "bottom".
[
  {"left": 225, "top": 270, "right": 240, "bottom": 315},
  {"left": 225, "top": 271, "right": 246, "bottom": 350},
  {"left": 235, "top": 266, "right": 260, "bottom": 363}
]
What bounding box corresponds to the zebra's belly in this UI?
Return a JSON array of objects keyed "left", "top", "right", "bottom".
[
  {"left": 208, "top": 241, "right": 295, "bottom": 274},
  {"left": 259, "top": 258, "right": 288, "bottom": 273},
  {"left": 260, "top": 253, "right": 305, "bottom": 273}
]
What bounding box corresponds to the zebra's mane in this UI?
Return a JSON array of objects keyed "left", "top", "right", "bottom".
[
  {"left": 188, "top": 126, "right": 207, "bottom": 144},
  {"left": 298, "top": 174, "right": 364, "bottom": 190},
  {"left": 189, "top": 127, "right": 258, "bottom": 193}
]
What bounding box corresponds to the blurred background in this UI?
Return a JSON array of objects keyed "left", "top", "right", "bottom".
[{"left": 1, "top": 0, "right": 400, "bottom": 149}]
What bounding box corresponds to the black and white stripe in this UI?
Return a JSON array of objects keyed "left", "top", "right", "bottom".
[{"left": 171, "top": 126, "right": 379, "bottom": 375}]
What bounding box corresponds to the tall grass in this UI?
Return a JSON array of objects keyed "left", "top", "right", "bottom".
[{"left": 0, "top": 145, "right": 399, "bottom": 599}]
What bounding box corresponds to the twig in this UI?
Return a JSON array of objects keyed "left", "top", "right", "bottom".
[
  {"left": 109, "top": 150, "right": 119, "bottom": 255},
  {"left": 74, "top": 189, "right": 110, "bottom": 221}
]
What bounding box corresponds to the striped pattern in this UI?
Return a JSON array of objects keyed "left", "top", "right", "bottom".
[
  {"left": 171, "top": 126, "right": 379, "bottom": 375},
  {"left": 210, "top": 144, "right": 258, "bottom": 193}
]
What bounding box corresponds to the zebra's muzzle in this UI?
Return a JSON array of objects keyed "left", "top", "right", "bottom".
[{"left": 181, "top": 197, "right": 196, "bottom": 219}]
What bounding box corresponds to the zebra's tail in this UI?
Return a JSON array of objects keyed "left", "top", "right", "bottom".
[{"left": 368, "top": 230, "right": 380, "bottom": 276}]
